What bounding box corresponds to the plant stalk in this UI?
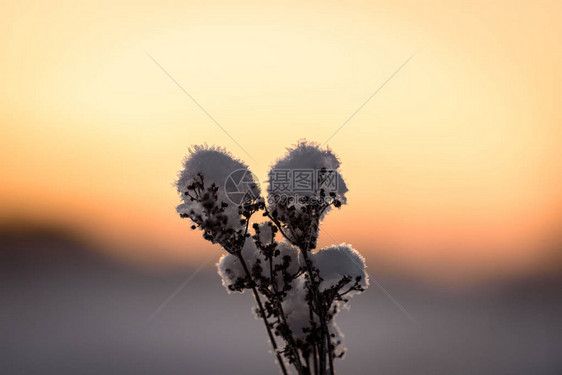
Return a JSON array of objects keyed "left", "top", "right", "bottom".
[
  {"left": 269, "top": 257, "right": 306, "bottom": 374},
  {"left": 238, "top": 254, "right": 289, "bottom": 375}
]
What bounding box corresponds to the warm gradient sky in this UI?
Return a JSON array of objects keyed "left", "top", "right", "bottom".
[{"left": 1, "top": 0, "right": 561, "bottom": 282}]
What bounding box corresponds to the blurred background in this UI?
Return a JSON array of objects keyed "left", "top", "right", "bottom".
[{"left": 1, "top": 0, "right": 561, "bottom": 374}]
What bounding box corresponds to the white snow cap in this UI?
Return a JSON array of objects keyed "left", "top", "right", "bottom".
[
  {"left": 282, "top": 276, "right": 348, "bottom": 356},
  {"left": 217, "top": 240, "right": 260, "bottom": 292},
  {"left": 264, "top": 241, "right": 301, "bottom": 283},
  {"left": 312, "top": 244, "right": 369, "bottom": 292},
  {"left": 282, "top": 276, "right": 349, "bottom": 354},
  {"left": 176, "top": 145, "right": 260, "bottom": 234},
  {"left": 282, "top": 276, "right": 311, "bottom": 340},
  {"left": 253, "top": 223, "right": 301, "bottom": 283},
  {"left": 328, "top": 320, "right": 345, "bottom": 357},
  {"left": 267, "top": 140, "right": 348, "bottom": 200},
  {"left": 266, "top": 141, "right": 348, "bottom": 247},
  {"left": 217, "top": 239, "right": 300, "bottom": 292}
]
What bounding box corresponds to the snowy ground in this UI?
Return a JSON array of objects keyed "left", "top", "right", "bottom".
[{"left": 1, "top": 231, "right": 561, "bottom": 375}]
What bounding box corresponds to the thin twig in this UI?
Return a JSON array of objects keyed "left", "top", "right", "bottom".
[
  {"left": 238, "top": 254, "right": 289, "bottom": 375},
  {"left": 268, "top": 255, "right": 306, "bottom": 374}
]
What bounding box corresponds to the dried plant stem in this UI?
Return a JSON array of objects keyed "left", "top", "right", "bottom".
[
  {"left": 326, "top": 333, "right": 335, "bottom": 375},
  {"left": 268, "top": 258, "right": 306, "bottom": 374},
  {"left": 300, "top": 248, "right": 334, "bottom": 375},
  {"left": 299, "top": 251, "right": 324, "bottom": 370},
  {"left": 309, "top": 304, "right": 319, "bottom": 375},
  {"left": 267, "top": 211, "right": 333, "bottom": 375},
  {"left": 237, "top": 254, "right": 289, "bottom": 375}
]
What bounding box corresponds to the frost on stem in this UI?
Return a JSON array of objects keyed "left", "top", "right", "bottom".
[
  {"left": 175, "top": 145, "right": 262, "bottom": 252},
  {"left": 267, "top": 140, "right": 348, "bottom": 251}
]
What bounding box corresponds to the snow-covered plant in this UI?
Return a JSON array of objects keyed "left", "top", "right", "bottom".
[
  {"left": 176, "top": 141, "right": 369, "bottom": 375},
  {"left": 176, "top": 145, "right": 262, "bottom": 251}
]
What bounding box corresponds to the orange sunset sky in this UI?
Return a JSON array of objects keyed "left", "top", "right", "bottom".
[{"left": 1, "top": 0, "right": 561, "bottom": 282}]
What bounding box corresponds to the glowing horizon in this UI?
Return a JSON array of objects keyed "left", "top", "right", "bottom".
[{"left": 1, "top": 0, "right": 561, "bottom": 282}]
